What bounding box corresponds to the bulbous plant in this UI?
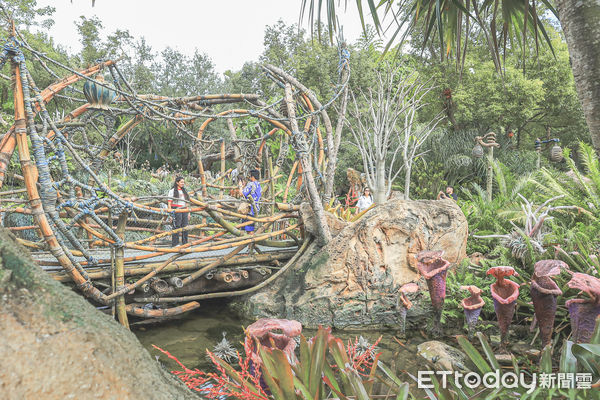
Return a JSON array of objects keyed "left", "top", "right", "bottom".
[
  {"left": 416, "top": 250, "right": 451, "bottom": 335},
  {"left": 566, "top": 272, "right": 600, "bottom": 343},
  {"left": 244, "top": 318, "right": 302, "bottom": 366},
  {"left": 460, "top": 285, "right": 485, "bottom": 338},
  {"left": 487, "top": 266, "right": 520, "bottom": 351},
  {"left": 530, "top": 260, "right": 569, "bottom": 348},
  {"left": 397, "top": 282, "right": 419, "bottom": 336}
]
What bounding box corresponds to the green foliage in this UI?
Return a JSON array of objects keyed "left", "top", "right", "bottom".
[
  {"left": 443, "top": 260, "right": 495, "bottom": 326},
  {"left": 530, "top": 143, "right": 600, "bottom": 221},
  {"left": 428, "top": 326, "right": 600, "bottom": 399},
  {"left": 75, "top": 16, "right": 104, "bottom": 66},
  {"left": 0, "top": 0, "right": 55, "bottom": 30},
  {"left": 204, "top": 326, "right": 410, "bottom": 399},
  {"left": 454, "top": 62, "right": 545, "bottom": 132},
  {"left": 409, "top": 160, "right": 447, "bottom": 200}
]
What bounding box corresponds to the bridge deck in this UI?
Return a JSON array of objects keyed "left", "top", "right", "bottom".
[{"left": 35, "top": 244, "right": 299, "bottom": 271}]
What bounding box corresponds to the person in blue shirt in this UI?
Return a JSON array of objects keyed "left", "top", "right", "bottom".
[{"left": 239, "top": 169, "right": 262, "bottom": 233}]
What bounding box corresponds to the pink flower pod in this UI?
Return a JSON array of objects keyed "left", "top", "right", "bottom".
[
  {"left": 530, "top": 260, "right": 568, "bottom": 348},
  {"left": 566, "top": 273, "right": 600, "bottom": 343},
  {"left": 487, "top": 266, "right": 520, "bottom": 349},
  {"left": 417, "top": 250, "right": 451, "bottom": 334},
  {"left": 245, "top": 318, "right": 302, "bottom": 365},
  {"left": 461, "top": 285, "right": 485, "bottom": 336},
  {"left": 397, "top": 282, "right": 420, "bottom": 336},
  {"left": 416, "top": 251, "right": 451, "bottom": 312}
]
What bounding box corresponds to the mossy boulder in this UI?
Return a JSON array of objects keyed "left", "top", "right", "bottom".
[
  {"left": 234, "top": 199, "right": 468, "bottom": 330},
  {"left": 0, "top": 228, "right": 196, "bottom": 399}
]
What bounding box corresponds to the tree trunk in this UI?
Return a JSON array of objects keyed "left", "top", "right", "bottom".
[
  {"left": 375, "top": 158, "right": 386, "bottom": 204},
  {"left": 556, "top": 0, "right": 600, "bottom": 155},
  {"left": 323, "top": 63, "right": 350, "bottom": 203},
  {"left": 404, "top": 163, "right": 412, "bottom": 200}
]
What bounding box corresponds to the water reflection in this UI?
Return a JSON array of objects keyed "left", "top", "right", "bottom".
[{"left": 134, "top": 301, "right": 429, "bottom": 393}]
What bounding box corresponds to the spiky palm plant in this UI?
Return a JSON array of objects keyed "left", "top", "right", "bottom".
[
  {"left": 461, "top": 159, "right": 530, "bottom": 235},
  {"left": 529, "top": 142, "right": 599, "bottom": 221}
]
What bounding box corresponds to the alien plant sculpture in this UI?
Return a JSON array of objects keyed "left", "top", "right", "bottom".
[
  {"left": 416, "top": 250, "right": 451, "bottom": 335},
  {"left": 487, "top": 266, "right": 520, "bottom": 351},
  {"left": 530, "top": 260, "right": 568, "bottom": 348},
  {"left": 460, "top": 285, "right": 485, "bottom": 338},
  {"left": 397, "top": 282, "right": 419, "bottom": 336},
  {"left": 566, "top": 273, "right": 600, "bottom": 343}
]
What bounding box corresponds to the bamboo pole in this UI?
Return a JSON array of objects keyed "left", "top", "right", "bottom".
[
  {"left": 49, "top": 251, "right": 295, "bottom": 282},
  {"left": 268, "top": 155, "right": 275, "bottom": 217},
  {"left": 283, "top": 161, "right": 298, "bottom": 203},
  {"left": 296, "top": 163, "right": 303, "bottom": 192},
  {"left": 180, "top": 243, "right": 247, "bottom": 286},
  {"left": 0, "top": 188, "right": 27, "bottom": 196},
  {"left": 97, "top": 115, "right": 143, "bottom": 162},
  {"left": 197, "top": 150, "right": 208, "bottom": 198},
  {"left": 0, "top": 60, "right": 116, "bottom": 189},
  {"left": 133, "top": 239, "right": 310, "bottom": 304},
  {"left": 106, "top": 253, "right": 183, "bottom": 301},
  {"left": 284, "top": 83, "right": 331, "bottom": 245},
  {"left": 197, "top": 109, "right": 292, "bottom": 140},
  {"left": 109, "top": 203, "right": 115, "bottom": 318},
  {"left": 125, "top": 301, "right": 200, "bottom": 318},
  {"left": 0, "top": 127, "right": 15, "bottom": 187},
  {"left": 114, "top": 213, "right": 129, "bottom": 329},
  {"left": 12, "top": 58, "right": 106, "bottom": 304},
  {"left": 486, "top": 146, "right": 494, "bottom": 202},
  {"left": 220, "top": 139, "right": 225, "bottom": 199}
]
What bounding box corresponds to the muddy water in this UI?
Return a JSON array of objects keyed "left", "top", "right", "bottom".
[{"left": 134, "top": 301, "right": 431, "bottom": 391}]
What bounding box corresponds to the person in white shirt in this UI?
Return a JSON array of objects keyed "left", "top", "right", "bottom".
[
  {"left": 356, "top": 187, "right": 373, "bottom": 213},
  {"left": 167, "top": 176, "right": 189, "bottom": 246}
]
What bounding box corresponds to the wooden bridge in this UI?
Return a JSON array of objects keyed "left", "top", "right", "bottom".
[{"left": 0, "top": 27, "right": 349, "bottom": 328}]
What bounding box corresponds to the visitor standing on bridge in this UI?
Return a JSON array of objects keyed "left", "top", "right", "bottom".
[
  {"left": 239, "top": 169, "right": 262, "bottom": 234},
  {"left": 168, "top": 176, "right": 190, "bottom": 246}
]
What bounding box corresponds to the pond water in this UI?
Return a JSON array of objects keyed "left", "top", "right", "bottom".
[{"left": 134, "top": 300, "right": 432, "bottom": 393}]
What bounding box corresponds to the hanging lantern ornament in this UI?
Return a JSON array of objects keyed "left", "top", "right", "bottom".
[
  {"left": 472, "top": 143, "right": 484, "bottom": 158},
  {"left": 550, "top": 142, "right": 563, "bottom": 162},
  {"left": 83, "top": 73, "right": 116, "bottom": 110}
]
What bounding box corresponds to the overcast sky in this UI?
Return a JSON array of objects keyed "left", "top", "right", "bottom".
[{"left": 36, "top": 1, "right": 370, "bottom": 75}]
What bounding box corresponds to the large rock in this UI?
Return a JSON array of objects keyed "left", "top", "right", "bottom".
[
  {"left": 417, "top": 340, "right": 468, "bottom": 371},
  {"left": 0, "top": 229, "right": 195, "bottom": 400},
  {"left": 237, "top": 198, "right": 468, "bottom": 329}
]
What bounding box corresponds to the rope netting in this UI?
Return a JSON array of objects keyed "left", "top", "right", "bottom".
[{"left": 0, "top": 26, "right": 349, "bottom": 321}]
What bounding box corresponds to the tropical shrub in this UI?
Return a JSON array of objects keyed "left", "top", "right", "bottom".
[{"left": 155, "top": 326, "right": 411, "bottom": 399}]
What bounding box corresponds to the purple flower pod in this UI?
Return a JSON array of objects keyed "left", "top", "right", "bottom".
[
  {"left": 566, "top": 273, "right": 600, "bottom": 343},
  {"left": 566, "top": 299, "right": 600, "bottom": 343}
]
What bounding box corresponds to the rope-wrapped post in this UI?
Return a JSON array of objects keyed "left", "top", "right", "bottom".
[
  {"left": 475, "top": 132, "right": 500, "bottom": 202},
  {"left": 11, "top": 49, "right": 106, "bottom": 304},
  {"left": 220, "top": 139, "right": 225, "bottom": 199},
  {"left": 268, "top": 155, "right": 275, "bottom": 218},
  {"left": 114, "top": 212, "right": 130, "bottom": 329},
  {"left": 284, "top": 83, "right": 331, "bottom": 245}
]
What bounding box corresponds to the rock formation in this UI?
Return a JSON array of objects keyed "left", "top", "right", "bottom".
[
  {"left": 0, "top": 229, "right": 195, "bottom": 400},
  {"left": 237, "top": 198, "right": 468, "bottom": 329}
]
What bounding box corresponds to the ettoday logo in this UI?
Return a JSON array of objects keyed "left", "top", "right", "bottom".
[
  {"left": 417, "top": 370, "right": 594, "bottom": 393},
  {"left": 418, "top": 370, "right": 537, "bottom": 393}
]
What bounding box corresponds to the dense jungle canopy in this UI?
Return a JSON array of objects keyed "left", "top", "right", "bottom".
[{"left": 0, "top": 0, "right": 590, "bottom": 199}]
